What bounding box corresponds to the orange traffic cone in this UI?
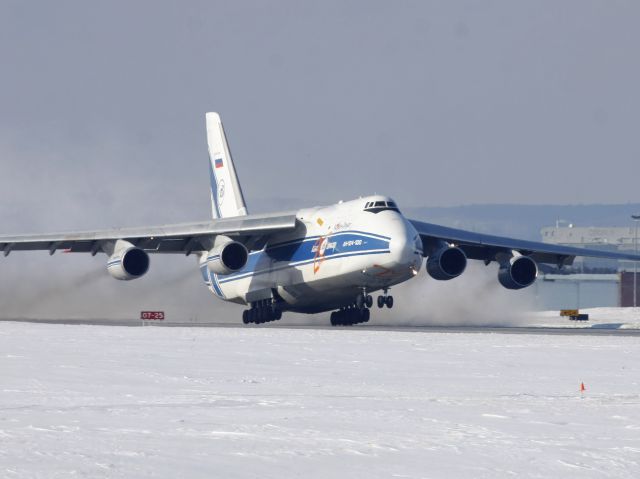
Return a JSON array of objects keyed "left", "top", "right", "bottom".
[{"left": 580, "top": 382, "right": 586, "bottom": 392}]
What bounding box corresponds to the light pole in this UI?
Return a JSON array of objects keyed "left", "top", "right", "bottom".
[{"left": 633, "top": 215, "right": 640, "bottom": 308}]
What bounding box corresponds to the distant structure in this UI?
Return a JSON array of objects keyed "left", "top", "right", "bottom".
[
  {"left": 540, "top": 224, "right": 637, "bottom": 271},
  {"left": 539, "top": 223, "right": 640, "bottom": 307},
  {"left": 541, "top": 224, "right": 637, "bottom": 249}
]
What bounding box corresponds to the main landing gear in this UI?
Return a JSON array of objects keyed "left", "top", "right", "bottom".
[
  {"left": 331, "top": 291, "right": 373, "bottom": 326},
  {"left": 242, "top": 299, "right": 282, "bottom": 325},
  {"left": 330, "top": 305, "right": 370, "bottom": 326}
]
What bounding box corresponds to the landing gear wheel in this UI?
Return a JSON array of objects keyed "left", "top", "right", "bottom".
[
  {"left": 365, "top": 295, "right": 373, "bottom": 308},
  {"left": 356, "top": 293, "right": 365, "bottom": 309},
  {"left": 377, "top": 295, "right": 385, "bottom": 308},
  {"left": 244, "top": 300, "right": 285, "bottom": 325},
  {"left": 386, "top": 295, "right": 394, "bottom": 308}
]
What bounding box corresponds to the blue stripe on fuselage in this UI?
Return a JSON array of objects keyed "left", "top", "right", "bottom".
[
  {"left": 211, "top": 274, "right": 225, "bottom": 298},
  {"left": 200, "top": 263, "right": 224, "bottom": 297},
  {"left": 217, "top": 230, "right": 391, "bottom": 285},
  {"left": 217, "top": 249, "right": 389, "bottom": 284}
]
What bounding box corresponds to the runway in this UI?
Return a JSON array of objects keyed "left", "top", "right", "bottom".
[{"left": 2, "top": 317, "right": 640, "bottom": 336}]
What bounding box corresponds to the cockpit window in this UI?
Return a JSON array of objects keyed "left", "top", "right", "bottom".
[{"left": 363, "top": 200, "right": 400, "bottom": 214}]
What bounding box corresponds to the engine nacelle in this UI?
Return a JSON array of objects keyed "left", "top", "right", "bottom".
[
  {"left": 107, "top": 245, "right": 150, "bottom": 281},
  {"left": 426, "top": 246, "right": 467, "bottom": 280},
  {"left": 498, "top": 255, "right": 538, "bottom": 290},
  {"left": 206, "top": 240, "right": 248, "bottom": 275}
]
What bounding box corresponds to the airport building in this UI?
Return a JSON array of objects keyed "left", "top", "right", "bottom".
[
  {"left": 541, "top": 225, "right": 638, "bottom": 250},
  {"left": 538, "top": 224, "right": 639, "bottom": 307},
  {"left": 541, "top": 225, "right": 638, "bottom": 270}
]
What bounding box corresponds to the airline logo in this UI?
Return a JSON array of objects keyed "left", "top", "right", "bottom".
[
  {"left": 218, "top": 179, "right": 226, "bottom": 206},
  {"left": 215, "top": 158, "right": 224, "bottom": 169},
  {"left": 312, "top": 235, "right": 337, "bottom": 274}
]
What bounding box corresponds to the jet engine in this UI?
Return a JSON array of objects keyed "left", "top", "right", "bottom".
[
  {"left": 498, "top": 255, "right": 538, "bottom": 290},
  {"left": 426, "top": 245, "right": 467, "bottom": 280},
  {"left": 107, "top": 244, "right": 150, "bottom": 280},
  {"left": 207, "top": 239, "right": 248, "bottom": 275}
]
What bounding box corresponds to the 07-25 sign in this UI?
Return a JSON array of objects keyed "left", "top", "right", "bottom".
[{"left": 140, "top": 311, "right": 165, "bottom": 320}]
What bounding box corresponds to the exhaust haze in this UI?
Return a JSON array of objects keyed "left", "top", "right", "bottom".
[{"left": 371, "top": 262, "right": 536, "bottom": 327}]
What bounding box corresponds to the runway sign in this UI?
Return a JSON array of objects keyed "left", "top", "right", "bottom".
[{"left": 141, "top": 311, "right": 165, "bottom": 321}]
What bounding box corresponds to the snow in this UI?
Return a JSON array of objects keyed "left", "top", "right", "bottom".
[{"left": 1, "top": 322, "right": 640, "bottom": 478}]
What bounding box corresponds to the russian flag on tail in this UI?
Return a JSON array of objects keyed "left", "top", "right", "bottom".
[{"left": 215, "top": 158, "right": 224, "bottom": 169}]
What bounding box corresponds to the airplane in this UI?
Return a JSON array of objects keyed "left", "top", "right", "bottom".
[{"left": 2, "top": 112, "right": 639, "bottom": 326}]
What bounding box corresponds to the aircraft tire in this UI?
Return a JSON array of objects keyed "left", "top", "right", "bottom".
[
  {"left": 332, "top": 309, "right": 349, "bottom": 326},
  {"left": 377, "top": 295, "right": 385, "bottom": 308},
  {"left": 356, "top": 294, "right": 365, "bottom": 309},
  {"left": 345, "top": 310, "right": 354, "bottom": 325},
  {"left": 366, "top": 295, "right": 373, "bottom": 308},
  {"left": 242, "top": 310, "right": 250, "bottom": 324},
  {"left": 386, "top": 296, "right": 394, "bottom": 308}
]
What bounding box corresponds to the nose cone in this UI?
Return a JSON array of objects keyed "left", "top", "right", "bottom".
[{"left": 389, "top": 218, "right": 423, "bottom": 272}]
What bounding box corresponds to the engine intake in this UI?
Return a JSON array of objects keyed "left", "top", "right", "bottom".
[
  {"left": 207, "top": 240, "right": 248, "bottom": 275},
  {"left": 426, "top": 246, "right": 467, "bottom": 280},
  {"left": 498, "top": 255, "right": 538, "bottom": 290},
  {"left": 107, "top": 245, "right": 149, "bottom": 281}
]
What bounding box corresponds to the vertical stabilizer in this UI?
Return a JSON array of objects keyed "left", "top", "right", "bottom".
[{"left": 206, "top": 112, "right": 248, "bottom": 218}]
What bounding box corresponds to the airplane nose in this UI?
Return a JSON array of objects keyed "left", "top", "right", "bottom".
[
  {"left": 390, "top": 233, "right": 410, "bottom": 259},
  {"left": 389, "top": 221, "right": 421, "bottom": 267}
]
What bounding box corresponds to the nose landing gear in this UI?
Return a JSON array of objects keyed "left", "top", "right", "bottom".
[
  {"left": 377, "top": 289, "right": 393, "bottom": 308},
  {"left": 355, "top": 292, "right": 373, "bottom": 309}
]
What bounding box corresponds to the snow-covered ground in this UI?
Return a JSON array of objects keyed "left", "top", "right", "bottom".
[{"left": 1, "top": 322, "right": 639, "bottom": 478}]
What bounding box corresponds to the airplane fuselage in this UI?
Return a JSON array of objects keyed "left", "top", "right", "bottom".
[{"left": 200, "top": 195, "right": 423, "bottom": 313}]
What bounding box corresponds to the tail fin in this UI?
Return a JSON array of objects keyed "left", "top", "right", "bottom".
[{"left": 206, "top": 112, "right": 248, "bottom": 218}]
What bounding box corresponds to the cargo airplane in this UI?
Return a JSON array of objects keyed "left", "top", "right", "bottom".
[{"left": 2, "top": 113, "right": 639, "bottom": 325}]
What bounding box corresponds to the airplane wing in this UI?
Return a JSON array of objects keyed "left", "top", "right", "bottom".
[
  {"left": 0, "top": 212, "right": 297, "bottom": 256},
  {"left": 410, "top": 219, "right": 640, "bottom": 266}
]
